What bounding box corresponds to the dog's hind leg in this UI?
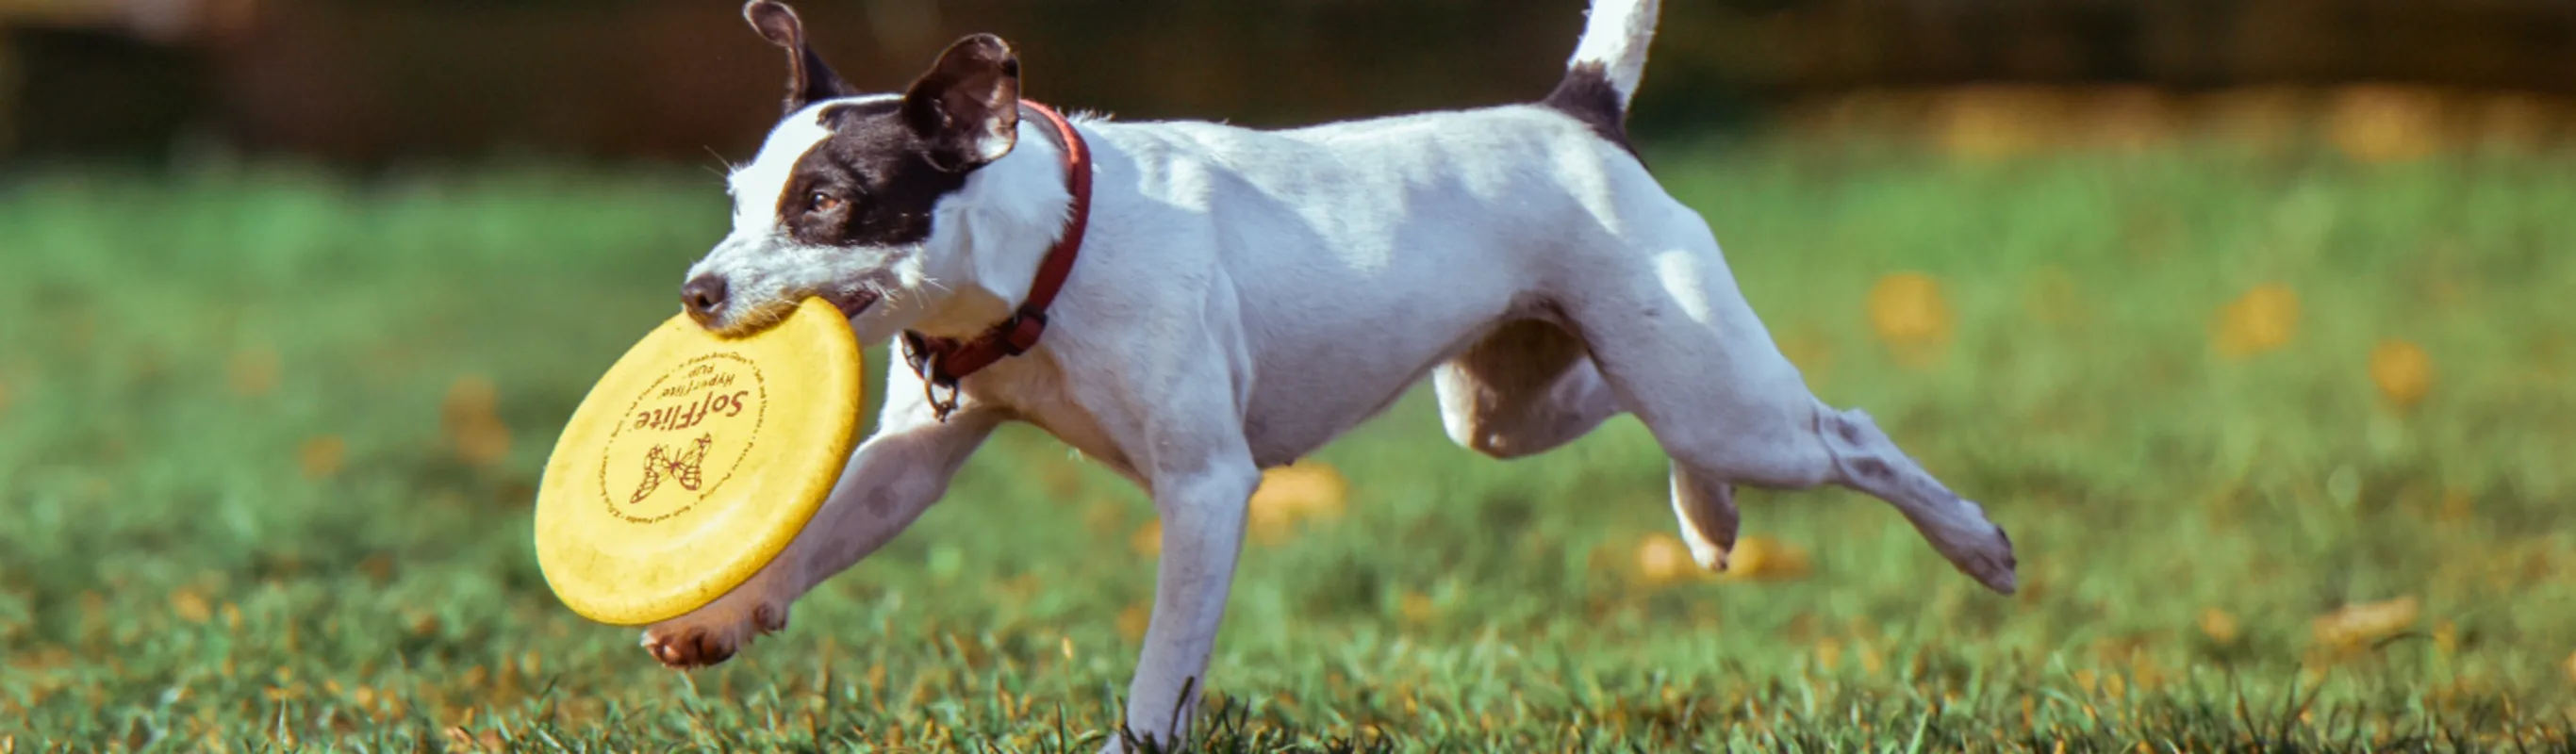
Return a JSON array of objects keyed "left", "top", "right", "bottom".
[
  {"left": 1433, "top": 319, "right": 1621, "bottom": 459},
  {"left": 1433, "top": 319, "right": 1741, "bottom": 567},
  {"left": 1563, "top": 201, "right": 2018, "bottom": 593},
  {"left": 1669, "top": 464, "right": 1741, "bottom": 570}
]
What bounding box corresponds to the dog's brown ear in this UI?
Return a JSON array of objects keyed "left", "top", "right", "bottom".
[
  {"left": 902, "top": 34, "right": 1021, "bottom": 172},
  {"left": 744, "top": 0, "right": 856, "bottom": 114}
]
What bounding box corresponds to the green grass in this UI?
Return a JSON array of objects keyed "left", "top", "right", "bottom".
[{"left": 4, "top": 141, "right": 2574, "bottom": 751}]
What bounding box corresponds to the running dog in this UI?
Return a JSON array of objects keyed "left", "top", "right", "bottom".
[{"left": 652, "top": 0, "right": 2018, "bottom": 746}]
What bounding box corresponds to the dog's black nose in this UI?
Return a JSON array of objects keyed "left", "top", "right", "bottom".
[{"left": 682, "top": 274, "right": 729, "bottom": 325}]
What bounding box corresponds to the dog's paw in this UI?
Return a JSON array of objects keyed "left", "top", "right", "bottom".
[
  {"left": 1933, "top": 516, "right": 2018, "bottom": 596},
  {"left": 639, "top": 583, "right": 792, "bottom": 669}
]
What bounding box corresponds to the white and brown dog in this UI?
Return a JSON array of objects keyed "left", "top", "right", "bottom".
[{"left": 655, "top": 0, "right": 2018, "bottom": 746}]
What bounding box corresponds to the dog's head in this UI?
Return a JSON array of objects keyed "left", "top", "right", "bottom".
[{"left": 683, "top": 1, "right": 1032, "bottom": 337}]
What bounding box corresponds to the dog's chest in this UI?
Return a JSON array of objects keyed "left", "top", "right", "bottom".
[{"left": 972, "top": 355, "right": 1143, "bottom": 483}]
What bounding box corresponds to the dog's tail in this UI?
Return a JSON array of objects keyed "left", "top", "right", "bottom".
[
  {"left": 1559, "top": 0, "right": 1660, "bottom": 112},
  {"left": 1545, "top": 0, "right": 1659, "bottom": 151}
]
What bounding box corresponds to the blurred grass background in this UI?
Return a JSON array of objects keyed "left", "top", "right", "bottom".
[
  {"left": 4, "top": 130, "right": 2574, "bottom": 748},
  {"left": 8, "top": 0, "right": 2576, "bottom": 749}
]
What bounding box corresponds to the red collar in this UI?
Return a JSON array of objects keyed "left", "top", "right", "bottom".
[{"left": 900, "top": 100, "right": 1092, "bottom": 421}]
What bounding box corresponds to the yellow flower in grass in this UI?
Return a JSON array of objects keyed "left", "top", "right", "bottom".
[
  {"left": 1247, "top": 462, "right": 1347, "bottom": 544},
  {"left": 2199, "top": 607, "right": 2240, "bottom": 644},
  {"left": 442, "top": 375, "right": 512, "bottom": 467},
  {"left": 2565, "top": 649, "right": 2576, "bottom": 683},
  {"left": 171, "top": 589, "right": 212, "bottom": 624},
  {"left": 2369, "top": 339, "right": 2435, "bottom": 410},
  {"left": 1116, "top": 602, "right": 1151, "bottom": 643},
  {"left": 1397, "top": 590, "right": 1437, "bottom": 626},
  {"left": 2314, "top": 596, "right": 2419, "bottom": 650},
  {"left": 1722, "top": 536, "right": 1812, "bottom": 582},
  {"left": 1080, "top": 498, "right": 1127, "bottom": 534},
  {"left": 1814, "top": 636, "right": 1845, "bottom": 671},
  {"left": 1867, "top": 272, "right": 1952, "bottom": 367},
  {"left": 1632, "top": 533, "right": 1701, "bottom": 585},
  {"left": 1130, "top": 520, "right": 1162, "bottom": 557},
  {"left": 298, "top": 435, "right": 347, "bottom": 480},
  {"left": 2214, "top": 285, "right": 2300, "bottom": 358}
]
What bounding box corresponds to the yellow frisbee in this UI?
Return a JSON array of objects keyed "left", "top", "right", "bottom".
[{"left": 534, "top": 299, "right": 863, "bottom": 626}]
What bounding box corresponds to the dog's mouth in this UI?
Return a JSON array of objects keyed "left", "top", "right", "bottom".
[{"left": 696, "top": 288, "right": 877, "bottom": 338}]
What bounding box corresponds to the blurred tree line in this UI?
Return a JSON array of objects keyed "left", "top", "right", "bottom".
[{"left": 3, "top": 0, "right": 2572, "bottom": 165}]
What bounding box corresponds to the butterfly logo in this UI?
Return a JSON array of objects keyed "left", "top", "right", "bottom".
[{"left": 630, "top": 433, "right": 715, "bottom": 503}]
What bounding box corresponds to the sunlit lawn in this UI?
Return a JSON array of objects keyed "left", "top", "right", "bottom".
[{"left": 3, "top": 140, "right": 2573, "bottom": 750}]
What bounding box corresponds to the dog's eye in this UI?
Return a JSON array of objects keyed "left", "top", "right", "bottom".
[{"left": 808, "top": 191, "right": 845, "bottom": 213}]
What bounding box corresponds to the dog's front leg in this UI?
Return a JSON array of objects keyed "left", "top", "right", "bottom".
[
  {"left": 641, "top": 368, "right": 1002, "bottom": 668},
  {"left": 1114, "top": 429, "right": 1261, "bottom": 750}
]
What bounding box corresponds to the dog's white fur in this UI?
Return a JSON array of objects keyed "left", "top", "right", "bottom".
[{"left": 656, "top": 0, "right": 2016, "bottom": 746}]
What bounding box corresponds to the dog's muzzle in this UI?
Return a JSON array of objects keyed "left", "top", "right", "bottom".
[{"left": 680, "top": 274, "right": 880, "bottom": 331}]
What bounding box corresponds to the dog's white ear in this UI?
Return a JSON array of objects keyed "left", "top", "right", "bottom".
[
  {"left": 744, "top": 0, "right": 857, "bottom": 114},
  {"left": 902, "top": 34, "right": 1022, "bottom": 172}
]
